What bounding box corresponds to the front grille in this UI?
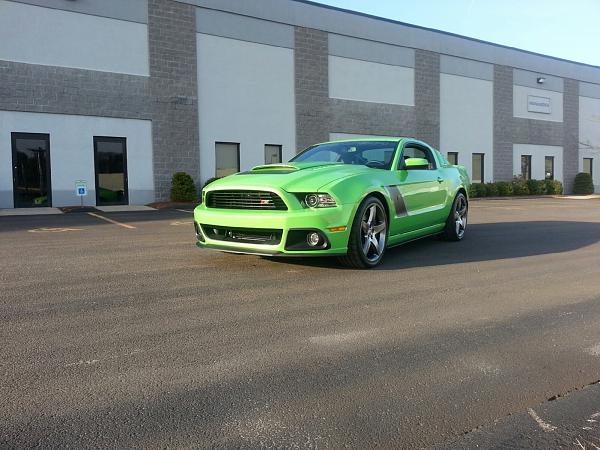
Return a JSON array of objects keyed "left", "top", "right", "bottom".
[
  {"left": 200, "top": 225, "right": 282, "bottom": 245},
  {"left": 206, "top": 190, "right": 287, "bottom": 210}
]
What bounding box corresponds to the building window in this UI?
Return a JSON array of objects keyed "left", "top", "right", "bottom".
[
  {"left": 447, "top": 152, "right": 458, "bottom": 166},
  {"left": 94, "top": 136, "right": 128, "bottom": 206},
  {"left": 215, "top": 142, "right": 240, "bottom": 177},
  {"left": 521, "top": 155, "right": 532, "bottom": 180},
  {"left": 583, "top": 158, "right": 593, "bottom": 177},
  {"left": 265, "top": 144, "right": 282, "bottom": 164},
  {"left": 545, "top": 156, "right": 554, "bottom": 180},
  {"left": 472, "top": 153, "right": 484, "bottom": 183}
]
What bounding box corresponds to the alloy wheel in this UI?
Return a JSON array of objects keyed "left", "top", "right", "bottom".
[
  {"left": 360, "top": 203, "right": 387, "bottom": 262},
  {"left": 454, "top": 195, "right": 468, "bottom": 239}
]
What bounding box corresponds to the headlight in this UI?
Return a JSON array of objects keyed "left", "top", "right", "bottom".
[{"left": 304, "top": 193, "right": 337, "bottom": 208}]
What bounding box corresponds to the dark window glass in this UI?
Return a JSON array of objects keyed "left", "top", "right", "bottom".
[
  {"left": 583, "top": 158, "right": 593, "bottom": 177},
  {"left": 447, "top": 152, "right": 458, "bottom": 165},
  {"left": 94, "top": 137, "right": 128, "bottom": 205},
  {"left": 545, "top": 156, "right": 554, "bottom": 180},
  {"left": 12, "top": 133, "right": 52, "bottom": 207},
  {"left": 265, "top": 145, "right": 282, "bottom": 164},
  {"left": 291, "top": 140, "right": 399, "bottom": 169},
  {"left": 521, "top": 155, "right": 532, "bottom": 180},
  {"left": 402, "top": 145, "right": 436, "bottom": 169},
  {"left": 472, "top": 153, "right": 484, "bottom": 183},
  {"left": 216, "top": 142, "right": 240, "bottom": 177}
]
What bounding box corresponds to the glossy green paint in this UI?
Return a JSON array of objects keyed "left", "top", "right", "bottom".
[{"left": 193, "top": 138, "right": 470, "bottom": 256}]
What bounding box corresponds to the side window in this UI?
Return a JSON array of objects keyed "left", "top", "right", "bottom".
[{"left": 399, "top": 144, "right": 437, "bottom": 170}]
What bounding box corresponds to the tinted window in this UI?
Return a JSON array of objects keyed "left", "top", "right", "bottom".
[
  {"left": 401, "top": 145, "right": 436, "bottom": 169},
  {"left": 447, "top": 152, "right": 458, "bottom": 165},
  {"left": 291, "top": 141, "right": 398, "bottom": 169},
  {"left": 472, "top": 153, "right": 484, "bottom": 183},
  {"left": 216, "top": 142, "right": 240, "bottom": 177}
]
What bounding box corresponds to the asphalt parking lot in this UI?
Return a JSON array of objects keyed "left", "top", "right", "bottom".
[{"left": 1, "top": 198, "right": 600, "bottom": 449}]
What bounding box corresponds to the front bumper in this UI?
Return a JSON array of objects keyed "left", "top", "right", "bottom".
[{"left": 193, "top": 203, "right": 354, "bottom": 256}]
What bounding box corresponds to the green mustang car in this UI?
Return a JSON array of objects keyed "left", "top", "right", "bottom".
[{"left": 194, "top": 138, "right": 470, "bottom": 268}]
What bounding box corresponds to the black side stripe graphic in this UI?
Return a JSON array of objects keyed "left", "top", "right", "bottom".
[{"left": 385, "top": 185, "right": 408, "bottom": 217}]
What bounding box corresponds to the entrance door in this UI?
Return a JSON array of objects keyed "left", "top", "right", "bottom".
[
  {"left": 94, "top": 137, "right": 128, "bottom": 206},
  {"left": 12, "top": 133, "right": 52, "bottom": 208}
]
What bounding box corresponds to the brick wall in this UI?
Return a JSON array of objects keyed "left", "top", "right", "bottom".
[
  {"left": 294, "top": 27, "right": 330, "bottom": 151},
  {"left": 563, "top": 79, "right": 580, "bottom": 194},
  {"left": 0, "top": 61, "right": 150, "bottom": 119},
  {"left": 415, "top": 50, "right": 440, "bottom": 148},
  {"left": 493, "top": 65, "right": 514, "bottom": 181},
  {"left": 148, "top": 0, "right": 199, "bottom": 201}
]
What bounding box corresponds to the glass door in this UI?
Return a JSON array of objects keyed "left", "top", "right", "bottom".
[
  {"left": 94, "top": 137, "right": 128, "bottom": 206},
  {"left": 12, "top": 133, "right": 52, "bottom": 208}
]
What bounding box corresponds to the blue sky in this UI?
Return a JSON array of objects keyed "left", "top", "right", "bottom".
[{"left": 315, "top": 0, "right": 600, "bottom": 66}]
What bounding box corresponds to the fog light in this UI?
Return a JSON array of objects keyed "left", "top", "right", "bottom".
[{"left": 307, "top": 231, "right": 321, "bottom": 246}]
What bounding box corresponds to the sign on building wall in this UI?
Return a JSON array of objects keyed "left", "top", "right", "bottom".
[{"left": 527, "top": 95, "right": 552, "bottom": 114}]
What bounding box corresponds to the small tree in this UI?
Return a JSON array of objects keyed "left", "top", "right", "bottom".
[
  {"left": 170, "top": 172, "right": 197, "bottom": 202},
  {"left": 573, "top": 172, "right": 594, "bottom": 195}
]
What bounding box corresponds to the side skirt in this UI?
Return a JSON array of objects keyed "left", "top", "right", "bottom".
[{"left": 386, "top": 224, "right": 445, "bottom": 249}]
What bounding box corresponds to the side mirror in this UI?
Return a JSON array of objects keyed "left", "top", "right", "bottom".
[{"left": 403, "top": 157, "right": 430, "bottom": 170}]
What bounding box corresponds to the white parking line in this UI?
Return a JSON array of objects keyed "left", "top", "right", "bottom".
[
  {"left": 527, "top": 408, "right": 557, "bottom": 432},
  {"left": 87, "top": 212, "right": 136, "bottom": 229},
  {"left": 176, "top": 209, "right": 194, "bottom": 213}
]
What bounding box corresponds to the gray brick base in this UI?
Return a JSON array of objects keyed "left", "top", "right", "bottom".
[{"left": 148, "top": 0, "right": 199, "bottom": 201}]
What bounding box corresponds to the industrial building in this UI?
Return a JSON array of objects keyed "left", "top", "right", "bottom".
[{"left": 1, "top": 0, "right": 599, "bottom": 209}]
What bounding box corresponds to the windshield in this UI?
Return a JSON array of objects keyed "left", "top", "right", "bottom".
[{"left": 290, "top": 140, "right": 399, "bottom": 169}]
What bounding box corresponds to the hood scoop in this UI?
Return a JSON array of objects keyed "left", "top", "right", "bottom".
[{"left": 251, "top": 164, "right": 299, "bottom": 172}]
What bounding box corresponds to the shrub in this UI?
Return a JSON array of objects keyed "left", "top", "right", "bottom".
[
  {"left": 544, "top": 180, "right": 563, "bottom": 195},
  {"left": 485, "top": 182, "right": 499, "bottom": 197},
  {"left": 512, "top": 176, "right": 530, "bottom": 195},
  {"left": 170, "top": 172, "right": 197, "bottom": 202},
  {"left": 552, "top": 180, "right": 563, "bottom": 195},
  {"left": 573, "top": 172, "right": 594, "bottom": 195},
  {"left": 496, "top": 181, "right": 513, "bottom": 197},
  {"left": 469, "top": 183, "right": 487, "bottom": 198},
  {"left": 526, "top": 179, "right": 545, "bottom": 195}
]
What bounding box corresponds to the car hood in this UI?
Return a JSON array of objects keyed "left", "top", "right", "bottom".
[{"left": 206, "top": 162, "right": 374, "bottom": 192}]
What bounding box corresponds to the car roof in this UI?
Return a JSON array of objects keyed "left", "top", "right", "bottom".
[{"left": 316, "top": 137, "right": 433, "bottom": 146}]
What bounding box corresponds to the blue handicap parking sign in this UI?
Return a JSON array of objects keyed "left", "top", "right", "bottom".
[{"left": 78, "top": 187, "right": 85, "bottom": 195}]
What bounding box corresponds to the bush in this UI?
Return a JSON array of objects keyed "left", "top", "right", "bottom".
[
  {"left": 512, "top": 176, "right": 530, "bottom": 195},
  {"left": 551, "top": 180, "right": 563, "bottom": 195},
  {"left": 485, "top": 182, "right": 499, "bottom": 197},
  {"left": 526, "top": 179, "right": 545, "bottom": 195},
  {"left": 496, "top": 181, "right": 513, "bottom": 197},
  {"left": 170, "top": 172, "right": 197, "bottom": 202},
  {"left": 573, "top": 172, "right": 594, "bottom": 195},
  {"left": 544, "top": 179, "right": 563, "bottom": 195},
  {"left": 469, "top": 183, "right": 487, "bottom": 198}
]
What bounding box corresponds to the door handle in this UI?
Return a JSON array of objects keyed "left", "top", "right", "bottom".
[{"left": 437, "top": 177, "right": 444, "bottom": 183}]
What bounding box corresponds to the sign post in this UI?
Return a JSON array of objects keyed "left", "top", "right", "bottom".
[{"left": 75, "top": 180, "right": 88, "bottom": 208}]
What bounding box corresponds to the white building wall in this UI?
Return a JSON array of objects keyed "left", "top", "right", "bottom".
[
  {"left": 197, "top": 34, "right": 296, "bottom": 185},
  {"left": 0, "top": 111, "right": 153, "bottom": 208},
  {"left": 512, "top": 144, "right": 563, "bottom": 181},
  {"left": 0, "top": 0, "right": 149, "bottom": 76},
  {"left": 513, "top": 85, "right": 563, "bottom": 122},
  {"left": 329, "top": 56, "right": 414, "bottom": 106},
  {"left": 440, "top": 73, "right": 493, "bottom": 182},
  {"left": 579, "top": 95, "right": 600, "bottom": 192}
]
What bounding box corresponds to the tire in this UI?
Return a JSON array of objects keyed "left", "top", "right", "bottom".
[
  {"left": 339, "top": 196, "right": 388, "bottom": 269},
  {"left": 443, "top": 192, "right": 468, "bottom": 241}
]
